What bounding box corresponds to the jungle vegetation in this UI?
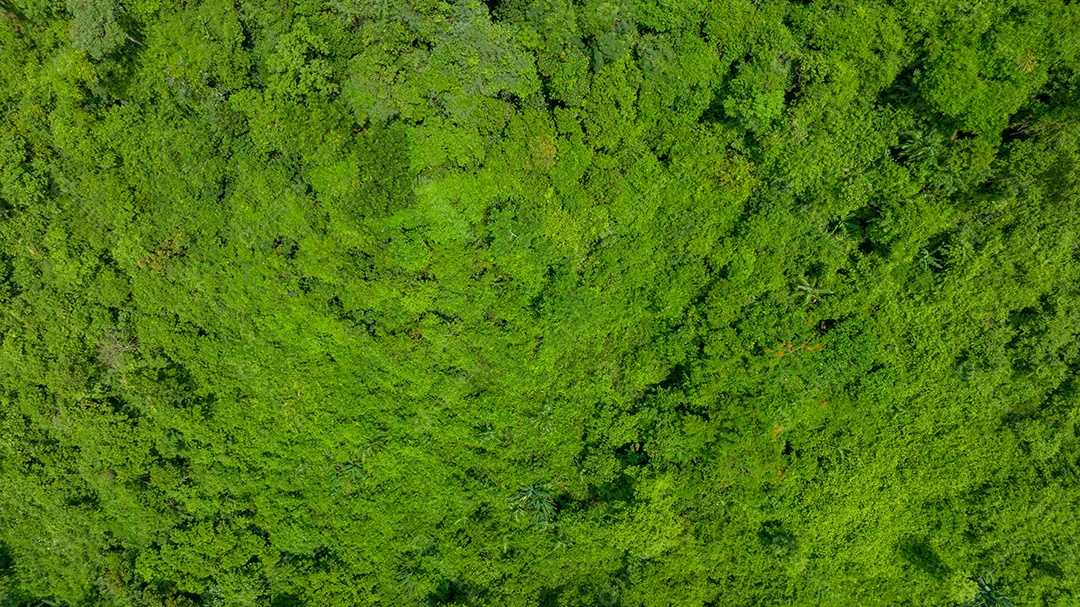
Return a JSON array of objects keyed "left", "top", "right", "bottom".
[{"left": 1, "top": 0, "right": 1079, "bottom": 605}]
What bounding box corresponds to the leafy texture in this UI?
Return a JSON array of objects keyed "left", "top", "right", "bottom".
[{"left": 1, "top": 0, "right": 1079, "bottom": 606}]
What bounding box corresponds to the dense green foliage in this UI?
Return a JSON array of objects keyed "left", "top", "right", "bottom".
[{"left": 1, "top": 0, "right": 1079, "bottom": 605}]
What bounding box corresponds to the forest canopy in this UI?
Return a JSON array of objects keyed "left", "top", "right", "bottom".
[{"left": 1, "top": 0, "right": 1079, "bottom": 605}]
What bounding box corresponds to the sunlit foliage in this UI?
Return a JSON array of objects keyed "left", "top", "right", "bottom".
[{"left": 1, "top": 0, "right": 1079, "bottom": 605}]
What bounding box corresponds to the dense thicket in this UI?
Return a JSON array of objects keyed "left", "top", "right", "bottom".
[{"left": 1, "top": 0, "right": 1079, "bottom": 605}]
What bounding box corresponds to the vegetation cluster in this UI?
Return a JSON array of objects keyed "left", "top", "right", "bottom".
[{"left": 1, "top": 0, "right": 1079, "bottom": 605}]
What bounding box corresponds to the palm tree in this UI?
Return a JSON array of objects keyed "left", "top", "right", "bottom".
[
  {"left": 509, "top": 485, "right": 556, "bottom": 525},
  {"left": 797, "top": 277, "right": 833, "bottom": 306},
  {"left": 964, "top": 576, "right": 1014, "bottom": 607}
]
